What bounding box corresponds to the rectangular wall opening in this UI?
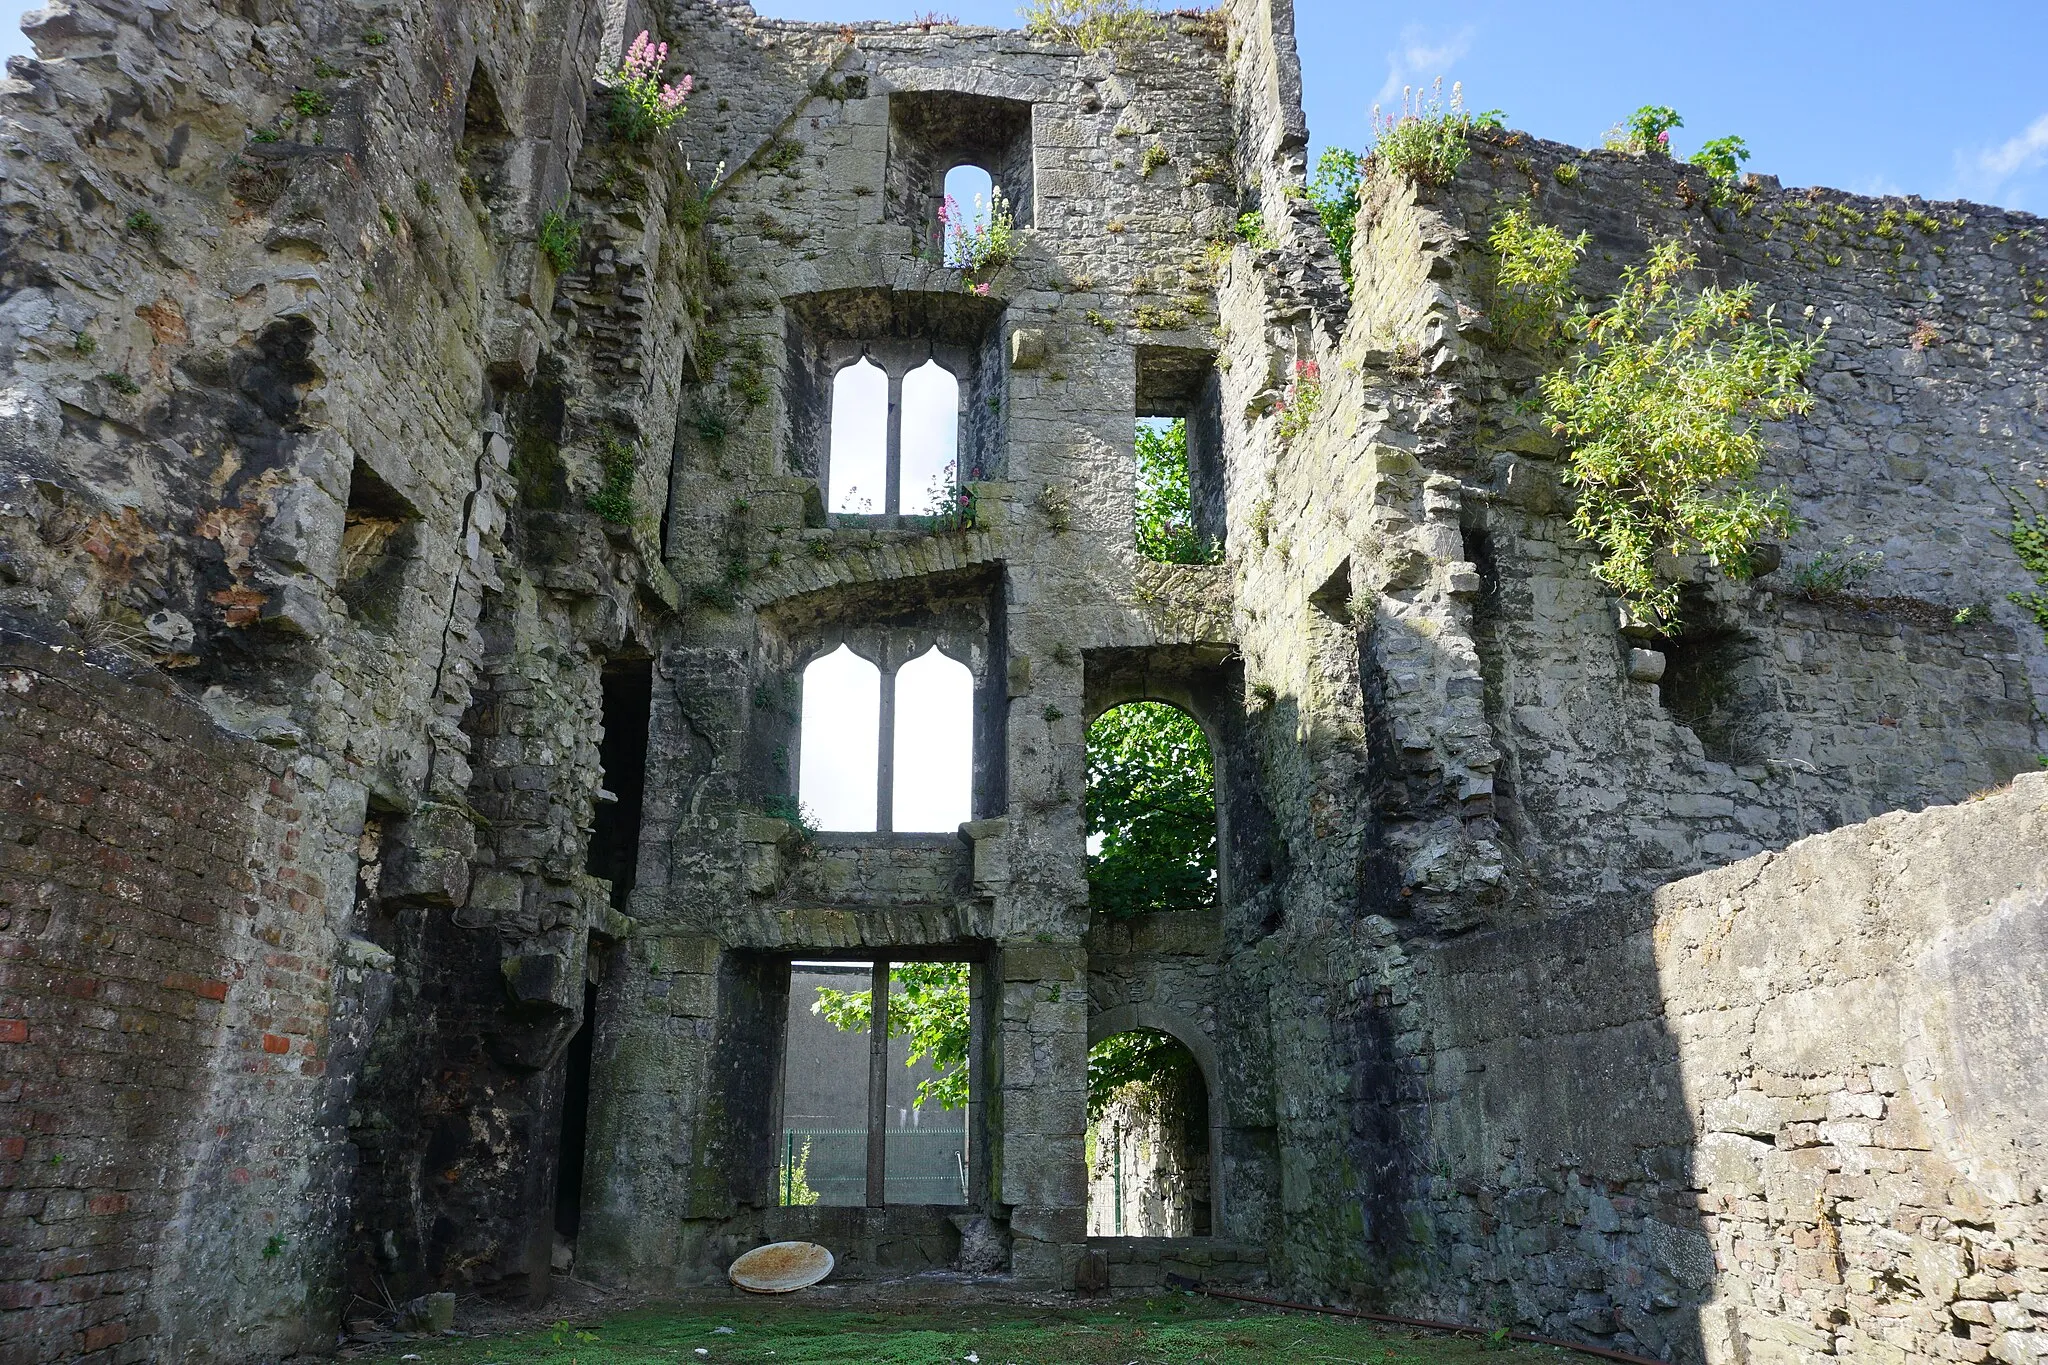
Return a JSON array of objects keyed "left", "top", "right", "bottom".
[
  {"left": 777, "top": 958, "right": 977, "bottom": 1208},
  {"left": 1135, "top": 346, "right": 1225, "bottom": 561},
  {"left": 586, "top": 658, "right": 652, "bottom": 909}
]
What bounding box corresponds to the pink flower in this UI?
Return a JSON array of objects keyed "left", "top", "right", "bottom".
[{"left": 971, "top": 282, "right": 990, "bottom": 296}]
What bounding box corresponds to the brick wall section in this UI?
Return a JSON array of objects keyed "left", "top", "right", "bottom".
[{"left": 0, "top": 639, "right": 338, "bottom": 1365}]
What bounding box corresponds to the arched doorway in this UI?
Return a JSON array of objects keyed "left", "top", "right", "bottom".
[{"left": 1085, "top": 1025, "right": 1213, "bottom": 1237}]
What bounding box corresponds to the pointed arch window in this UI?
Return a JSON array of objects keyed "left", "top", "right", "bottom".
[
  {"left": 797, "top": 642, "right": 976, "bottom": 835},
  {"left": 799, "top": 645, "right": 882, "bottom": 832},
  {"left": 823, "top": 351, "right": 961, "bottom": 524},
  {"left": 828, "top": 359, "right": 889, "bottom": 515},
  {"left": 890, "top": 646, "right": 973, "bottom": 832},
  {"left": 899, "top": 361, "right": 961, "bottom": 516}
]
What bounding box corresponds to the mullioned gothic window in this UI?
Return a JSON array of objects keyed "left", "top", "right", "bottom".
[{"left": 798, "top": 642, "right": 973, "bottom": 833}]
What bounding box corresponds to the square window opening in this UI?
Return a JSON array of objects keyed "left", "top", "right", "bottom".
[{"left": 777, "top": 957, "right": 982, "bottom": 1208}]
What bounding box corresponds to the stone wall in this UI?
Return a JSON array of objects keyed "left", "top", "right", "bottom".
[{"left": 1408, "top": 772, "right": 2048, "bottom": 1365}]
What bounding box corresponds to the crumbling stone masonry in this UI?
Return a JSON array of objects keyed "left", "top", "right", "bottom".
[{"left": 0, "top": 1, "right": 2043, "bottom": 1363}]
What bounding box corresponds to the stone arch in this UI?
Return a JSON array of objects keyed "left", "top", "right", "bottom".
[{"left": 1086, "top": 1003, "right": 1224, "bottom": 1232}]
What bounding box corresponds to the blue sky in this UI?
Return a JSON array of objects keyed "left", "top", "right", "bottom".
[{"left": 4, "top": 1, "right": 2045, "bottom": 211}]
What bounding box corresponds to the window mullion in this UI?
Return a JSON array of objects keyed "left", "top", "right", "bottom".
[
  {"left": 876, "top": 661, "right": 897, "bottom": 834},
  {"left": 885, "top": 369, "right": 904, "bottom": 521},
  {"left": 864, "top": 959, "right": 889, "bottom": 1206}
]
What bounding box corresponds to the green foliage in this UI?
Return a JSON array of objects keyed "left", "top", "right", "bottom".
[
  {"left": 1086, "top": 702, "right": 1216, "bottom": 919},
  {"left": 1694, "top": 135, "right": 1751, "bottom": 184},
  {"left": 693, "top": 402, "right": 729, "bottom": 444},
  {"left": 1309, "top": 146, "right": 1363, "bottom": 282},
  {"left": 1235, "top": 211, "right": 1276, "bottom": 250},
  {"left": 1135, "top": 419, "right": 1219, "bottom": 565},
  {"left": 1544, "top": 242, "right": 1825, "bottom": 619},
  {"left": 124, "top": 209, "right": 163, "bottom": 245},
  {"left": 71, "top": 333, "right": 96, "bottom": 357},
  {"left": 918, "top": 460, "right": 979, "bottom": 532},
  {"left": 1087, "top": 1028, "right": 1197, "bottom": 1121},
  {"left": 1139, "top": 143, "right": 1169, "bottom": 178},
  {"left": 776, "top": 1135, "right": 821, "bottom": 1206},
  {"left": 1552, "top": 162, "right": 1580, "bottom": 186},
  {"left": 1371, "top": 79, "right": 1493, "bottom": 186},
  {"left": 538, "top": 210, "right": 582, "bottom": 273},
  {"left": 100, "top": 371, "right": 140, "bottom": 395},
  {"left": 1487, "top": 208, "right": 1588, "bottom": 349},
  {"left": 261, "top": 1233, "right": 287, "bottom": 1260},
  {"left": 1606, "top": 104, "right": 1683, "bottom": 156},
  {"left": 1789, "top": 540, "right": 1882, "bottom": 598},
  {"left": 758, "top": 795, "right": 819, "bottom": 846},
  {"left": 586, "top": 433, "right": 638, "bottom": 523},
  {"left": 2002, "top": 480, "right": 2048, "bottom": 641},
  {"left": 362, "top": 29, "right": 387, "bottom": 46},
  {"left": 319, "top": 1295, "right": 1557, "bottom": 1363},
  {"left": 290, "top": 88, "right": 332, "bottom": 118},
  {"left": 1020, "top": 0, "right": 1165, "bottom": 50},
  {"left": 814, "top": 962, "right": 971, "bottom": 1110}
]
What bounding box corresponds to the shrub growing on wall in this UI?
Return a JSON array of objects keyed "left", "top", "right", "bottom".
[{"left": 1496, "top": 219, "right": 1827, "bottom": 621}]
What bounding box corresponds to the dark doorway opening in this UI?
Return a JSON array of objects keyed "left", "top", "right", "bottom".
[
  {"left": 554, "top": 975, "right": 598, "bottom": 1243},
  {"left": 586, "top": 659, "right": 652, "bottom": 908}
]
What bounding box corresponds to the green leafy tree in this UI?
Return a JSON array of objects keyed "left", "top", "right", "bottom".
[
  {"left": 813, "top": 962, "right": 970, "bottom": 1110},
  {"left": 1309, "top": 147, "right": 1363, "bottom": 282},
  {"left": 1088, "top": 1028, "right": 1198, "bottom": 1120},
  {"left": 1086, "top": 702, "right": 1217, "bottom": 918},
  {"left": 1544, "top": 241, "right": 1825, "bottom": 619},
  {"left": 1135, "top": 419, "right": 1218, "bottom": 564}
]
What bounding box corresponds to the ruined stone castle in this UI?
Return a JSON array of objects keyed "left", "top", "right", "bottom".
[{"left": 1, "top": 1, "right": 2044, "bottom": 1362}]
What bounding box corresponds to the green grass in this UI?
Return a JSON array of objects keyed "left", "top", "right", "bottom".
[{"left": 363, "top": 1297, "right": 1570, "bottom": 1365}]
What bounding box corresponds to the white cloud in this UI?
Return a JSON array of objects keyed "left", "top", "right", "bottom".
[
  {"left": 1374, "top": 23, "right": 1476, "bottom": 115},
  {"left": 1953, "top": 111, "right": 2048, "bottom": 206}
]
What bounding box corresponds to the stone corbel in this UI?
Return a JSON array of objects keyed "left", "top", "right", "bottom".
[
  {"left": 962, "top": 817, "right": 1010, "bottom": 898},
  {"left": 741, "top": 814, "right": 799, "bottom": 896}
]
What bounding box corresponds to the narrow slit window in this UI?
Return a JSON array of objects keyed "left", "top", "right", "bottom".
[
  {"left": 890, "top": 646, "right": 973, "bottom": 833},
  {"left": 941, "top": 164, "right": 994, "bottom": 267},
  {"left": 799, "top": 645, "right": 881, "bottom": 832},
  {"left": 899, "top": 360, "right": 960, "bottom": 516},
  {"left": 828, "top": 358, "right": 888, "bottom": 514}
]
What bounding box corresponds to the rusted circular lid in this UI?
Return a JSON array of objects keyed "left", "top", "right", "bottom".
[{"left": 728, "top": 1240, "right": 834, "bottom": 1294}]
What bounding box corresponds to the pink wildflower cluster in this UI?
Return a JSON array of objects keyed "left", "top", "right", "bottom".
[
  {"left": 611, "top": 30, "right": 692, "bottom": 141},
  {"left": 1272, "top": 358, "right": 1323, "bottom": 440},
  {"left": 936, "top": 188, "right": 1013, "bottom": 281}
]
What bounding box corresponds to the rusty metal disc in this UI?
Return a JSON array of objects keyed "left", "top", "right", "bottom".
[{"left": 728, "top": 1240, "right": 834, "bottom": 1293}]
